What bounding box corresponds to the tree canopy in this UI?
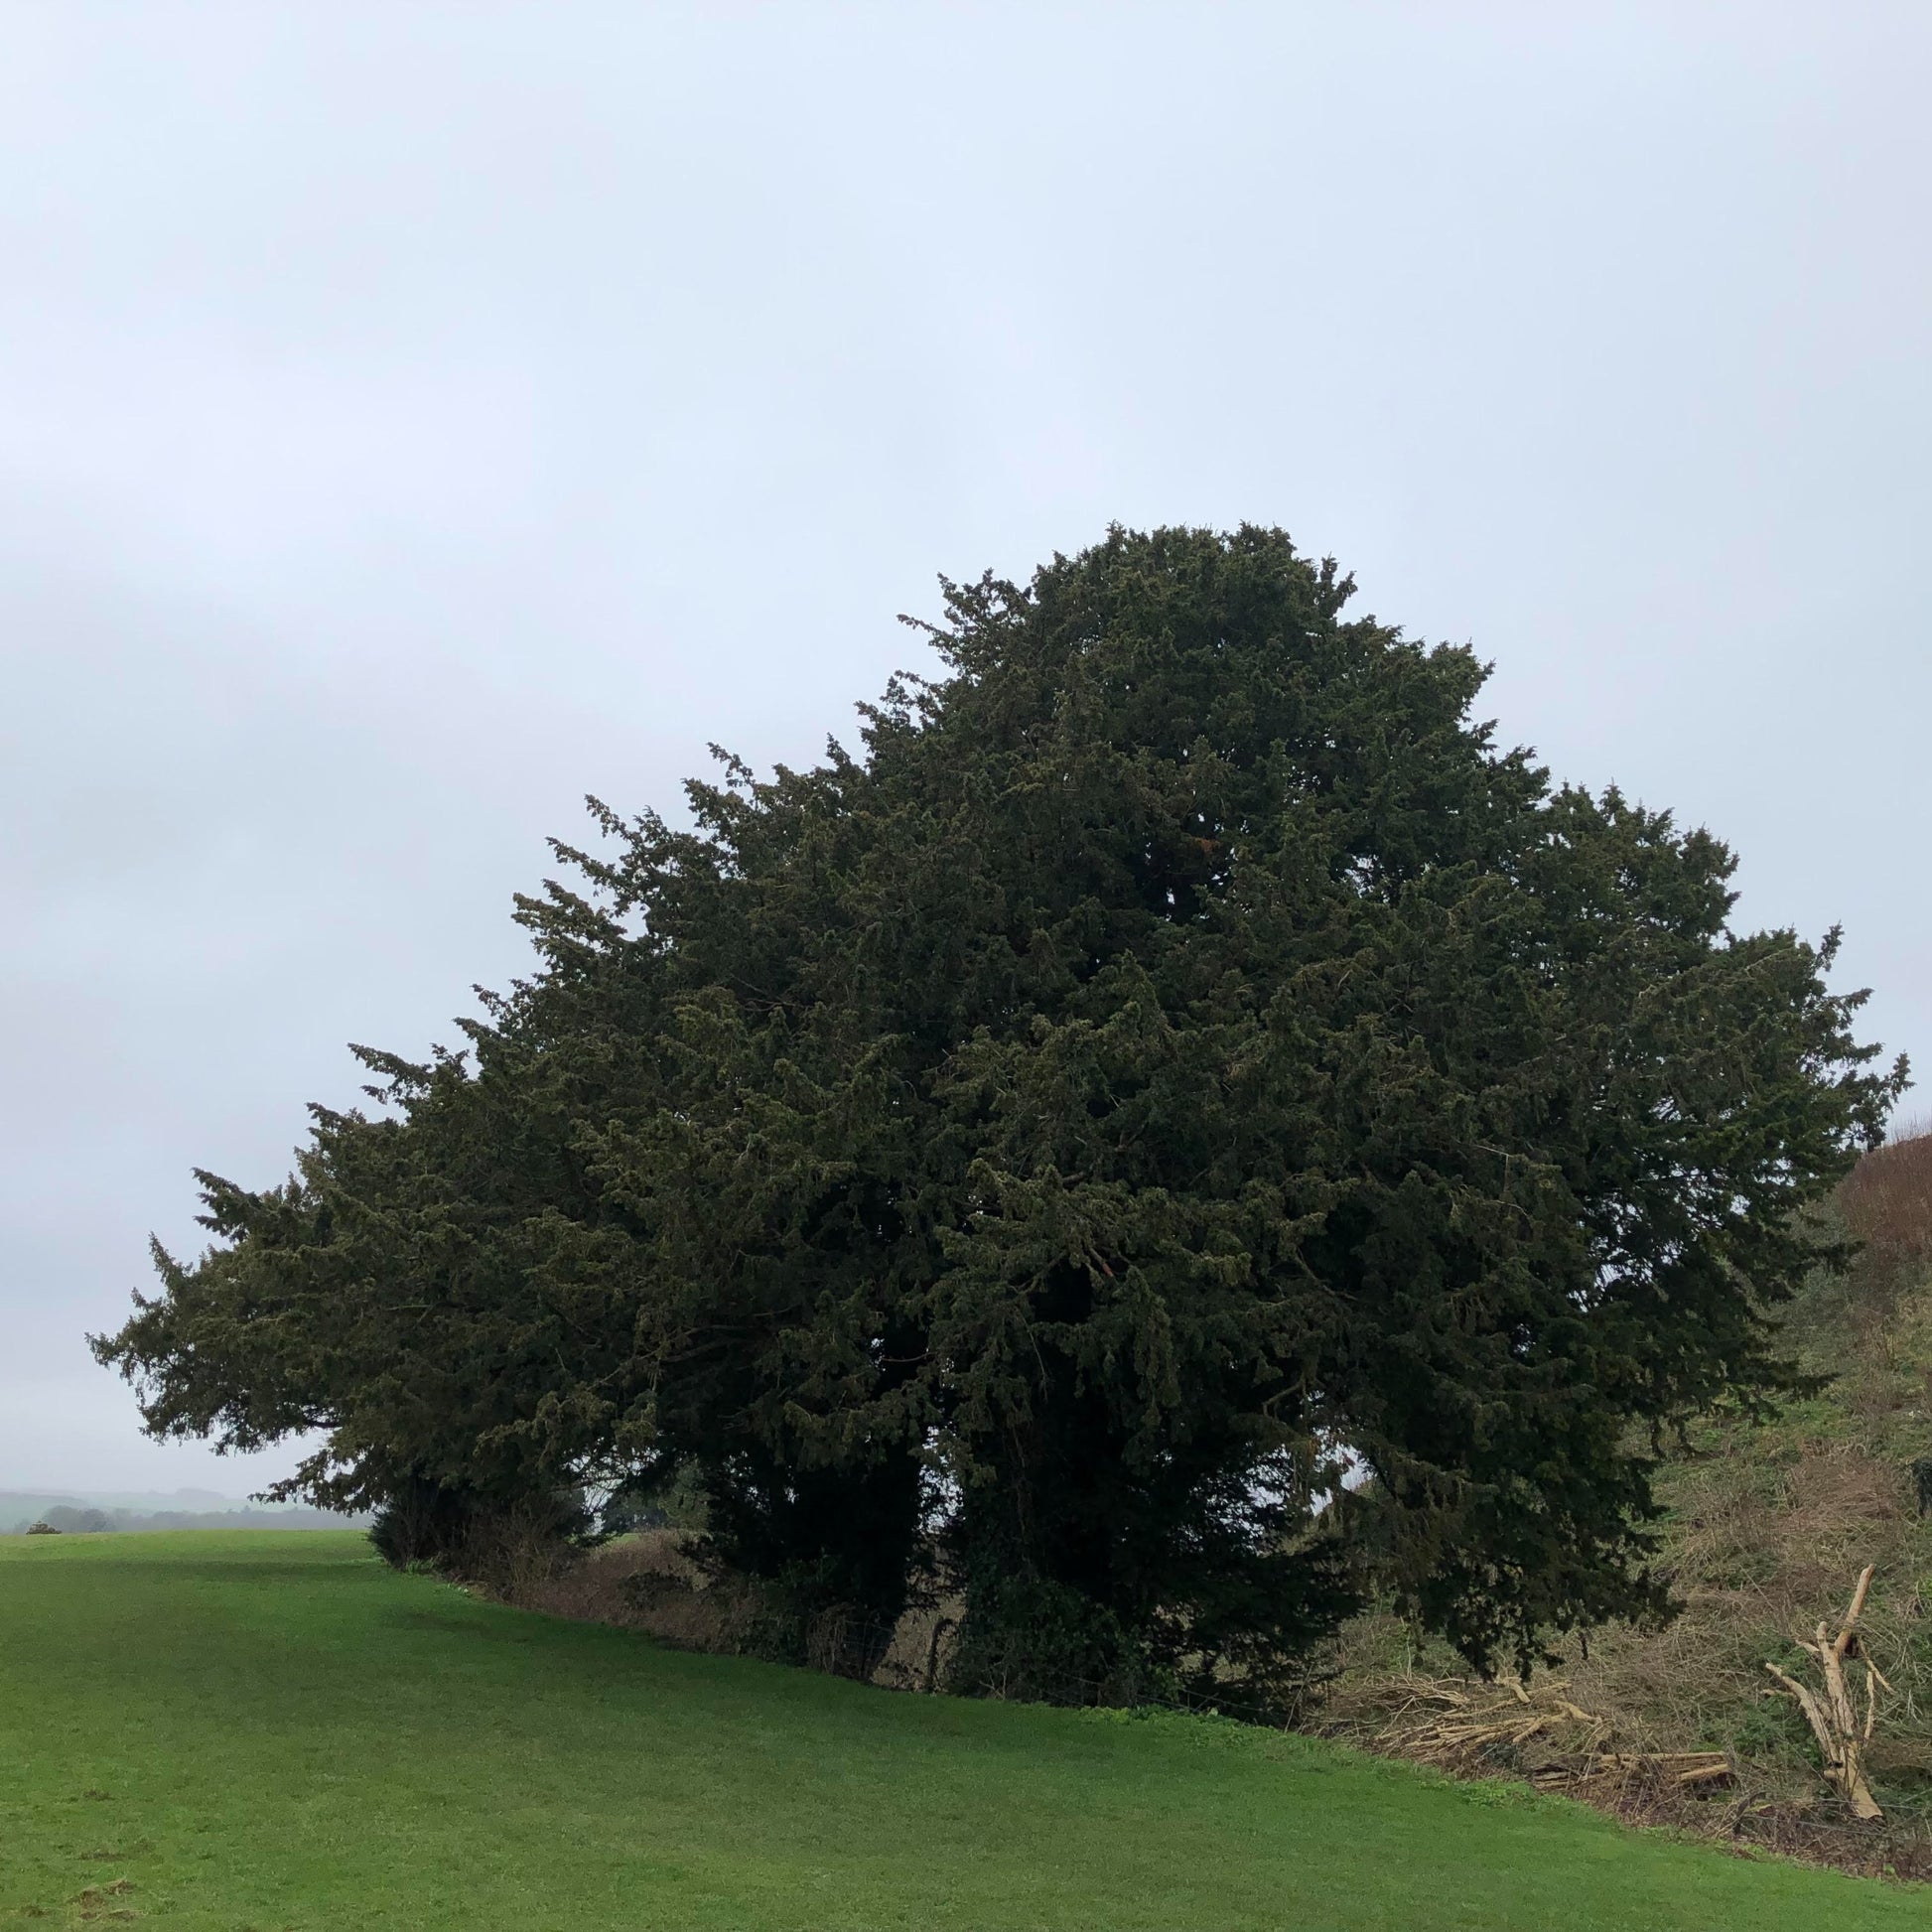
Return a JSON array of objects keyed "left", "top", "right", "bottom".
[{"left": 95, "top": 525, "right": 1902, "bottom": 1694}]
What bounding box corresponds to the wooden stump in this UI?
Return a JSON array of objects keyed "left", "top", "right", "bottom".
[{"left": 1763, "top": 1564, "right": 1891, "bottom": 1823}]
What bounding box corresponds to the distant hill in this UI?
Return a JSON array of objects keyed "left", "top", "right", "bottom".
[{"left": 0, "top": 1489, "right": 367, "bottom": 1534}]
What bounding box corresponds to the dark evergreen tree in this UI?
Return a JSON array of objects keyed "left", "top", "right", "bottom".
[{"left": 96, "top": 525, "right": 1901, "bottom": 1690}]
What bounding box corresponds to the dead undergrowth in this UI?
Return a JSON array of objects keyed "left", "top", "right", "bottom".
[{"left": 506, "top": 1530, "right": 964, "bottom": 1689}]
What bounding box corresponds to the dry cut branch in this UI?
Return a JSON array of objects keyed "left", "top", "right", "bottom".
[
  {"left": 1763, "top": 1563, "right": 1888, "bottom": 1822},
  {"left": 1356, "top": 1674, "right": 1735, "bottom": 1794}
]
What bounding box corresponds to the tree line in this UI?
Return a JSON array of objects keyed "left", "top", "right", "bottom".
[
  {"left": 94, "top": 525, "right": 1900, "bottom": 1706},
  {"left": 8, "top": 1503, "right": 356, "bottom": 1535}
]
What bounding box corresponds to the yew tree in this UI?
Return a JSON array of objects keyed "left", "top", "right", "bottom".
[{"left": 96, "top": 525, "right": 1900, "bottom": 1691}]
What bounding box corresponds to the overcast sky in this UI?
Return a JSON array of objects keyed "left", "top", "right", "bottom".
[{"left": 4, "top": 3, "right": 1927, "bottom": 1493}]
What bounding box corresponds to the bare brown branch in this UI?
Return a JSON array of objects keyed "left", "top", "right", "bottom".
[{"left": 1763, "top": 1566, "right": 1886, "bottom": 1822}]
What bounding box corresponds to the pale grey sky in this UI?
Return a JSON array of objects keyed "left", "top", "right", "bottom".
[{"left": 4, "top": 3, "right": 1927, "bottom": 1491}]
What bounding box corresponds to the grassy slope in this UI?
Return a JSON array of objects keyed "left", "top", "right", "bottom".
[{"left": 0, "top": 1534, "right": 1921, "bottom": 1930}]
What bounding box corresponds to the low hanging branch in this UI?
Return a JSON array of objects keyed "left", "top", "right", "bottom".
[{"left": 1763, "top": 1564, "right": 1893, "bottom": 1822}]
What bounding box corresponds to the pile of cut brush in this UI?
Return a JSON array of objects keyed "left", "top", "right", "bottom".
[
  {"left": 1366, "top": 1676, "right": 1729, "bottom": 1795},
  {"left": 1322, "top": 1633, "right": 1931, "bottom": 1881}
]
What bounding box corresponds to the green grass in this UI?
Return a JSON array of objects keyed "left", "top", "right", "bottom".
[{"left": 0, "top": 1534, "right": 1921, "bottom": 1930}]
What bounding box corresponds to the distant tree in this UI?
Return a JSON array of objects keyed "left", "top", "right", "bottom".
[
  {"left": 95, "top": 526, "right": 1902, "bottom": 1689},
  {"left": 41, "top": 1506, "right": 110, "bottom": 1533}
]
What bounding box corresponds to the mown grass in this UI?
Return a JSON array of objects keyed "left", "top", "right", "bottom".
[{"left": 0, "top": 1533, "right": 1924, "bottom": 1929}]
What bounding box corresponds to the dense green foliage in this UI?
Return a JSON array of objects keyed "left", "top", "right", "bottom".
[
  {"left": 95, "top": 526, "right": 1899, "bottom": 1688},
  {"left": 1328, "top": 1130, "right": 1932, "bottom": 1852},
  {"left": 2, "top": 1532, "right": 1922, "bottom": 1930}
]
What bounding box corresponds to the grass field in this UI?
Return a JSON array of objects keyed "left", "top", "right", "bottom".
[{"left": 1, "top": 1533, "right": 1922, "bottom": 1930}]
